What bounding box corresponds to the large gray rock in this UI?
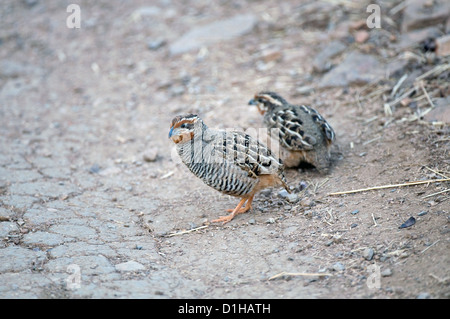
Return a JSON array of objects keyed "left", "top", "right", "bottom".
[
  {"left": 169, "top": 14, "right": 257, "bottom": 55},
  {"left": 318, "top": 51, "right": 385, "bottom": 88},
  {"left": 401, "top": 0, "right": 450, "bottom": 32}
]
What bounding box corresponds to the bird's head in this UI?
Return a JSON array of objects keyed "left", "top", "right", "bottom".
[
  {"left": 169, "top": 114, "right": 202, "bottom": 144},
  {"left": 248, "top": 91, "right": 288, "bottom": 115}
]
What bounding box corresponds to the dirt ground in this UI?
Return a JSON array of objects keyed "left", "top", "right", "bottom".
[{"left": 0, "top": 0, "right": 449, "bottom": 299}]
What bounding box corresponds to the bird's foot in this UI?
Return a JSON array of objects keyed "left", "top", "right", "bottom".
[{"left": 211, "top": 205, "right": 252, "bottom": 224}]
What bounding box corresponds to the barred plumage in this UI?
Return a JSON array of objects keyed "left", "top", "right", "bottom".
[
  {"left": 249, "top": 91, "right": 336, "bottom": 173},
  {"left": 169, "top": 114, "right": 289, "bottom": 224}
]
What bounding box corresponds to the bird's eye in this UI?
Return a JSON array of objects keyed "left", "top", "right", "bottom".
[{"left": 180, "top": 123, "right": 187, "bottom": 128}]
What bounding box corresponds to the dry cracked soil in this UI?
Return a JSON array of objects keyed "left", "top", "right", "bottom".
[{"left": 0, "top": 0, "right": 449, "bottom": 299}]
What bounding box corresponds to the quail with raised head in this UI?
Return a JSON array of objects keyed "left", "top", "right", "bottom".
[
  {"left": 249, "top": 91, "right": 335, "bottom": 173},
  {"left": 169, "top": 114, "right": 290, "bottom": 224}
]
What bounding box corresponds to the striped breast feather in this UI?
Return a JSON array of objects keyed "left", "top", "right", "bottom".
[{"left": 213, "top": 130, "right": 282, "bottom": 178}]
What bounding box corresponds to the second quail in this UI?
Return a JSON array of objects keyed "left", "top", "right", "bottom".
[{"left": 249, "top": 91, "right": 335, "bottom": 173}]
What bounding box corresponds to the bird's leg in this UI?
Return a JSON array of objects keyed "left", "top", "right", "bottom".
[
  {"left": 225, "top": 194, "right": 254, "bottom": 214},
  {"left": 212, "top": 196, "right": 253, "bottom": 224}
]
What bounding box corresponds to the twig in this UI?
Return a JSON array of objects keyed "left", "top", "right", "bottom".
[
  {"left": 429, "top": 273, "right": 450, "bottom": 284},
  {"left": 424, "top": 166, "right": 449, "bottom": 179},
  {"left": 372, "top": 213, "right": 378, "bottom": 226},
  {"left": 363, "top": 135, "right": 382, "bottom": 145},
  {"left": 422, "top": 189, "right": 450, "bottom": 199},
  {"left": 385, "top": 87, "right": 416, "bottom": 108},
  {"left": 328, "top": 178, "right": 450, "bottom": 196},
  {"left": 313, "top": 178, "right": 329, "bottom": 193},
  {"left": 421, "top": 239, "right": 440, "bottom": 254},
  {"left": 389, "top": 0, "right": 408, "bottom": 15},
  {"left": 268, "top": 271, "right": 332, "bottom": 280},
  {"left": 391, "top": 73, "right": 408, "bottom": 98},
  {"left": 160, "top": 170, "right": 175, "bottom": 179},
  {"left": 419, "top": 81, "right": 435, "bottom": 108},
  {"left": 167, "top": 225, "right": 208, "bottom": 237},
  {"left": 414, "top": 63, "right": 450, "bottom": 82}
]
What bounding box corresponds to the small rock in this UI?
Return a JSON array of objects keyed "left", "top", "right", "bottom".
[
  {"left": 332, "top": 262, "right": 345, "bottom": 272},
  {"left": 248, "top": 218, "right": 256, "bottom": 225},
  {"left": 298, "top": 181, "right": 308, "bottom": 191},
  {"left": 416, "top": 292, "right": 431, "bottom": 299},
  {"left": 423, "top": 96, "right": 450, "bottom": 123},
  {"left": 131, "top": 6, "right": 162, "bottom": 19},
  {"left": 351, "top": 209, "right": 359, "bottom": 215},
  {"left": 115, "top": 260, "right": 145, "bottom": 272},
  {"left": 300, "top": 198, "right": 313, "bottom": 207},
  {"left": 88, "top": 163, "right": 100, "bottom": 174},
  {"left": 143, "top": 147, "right": 159, "bottom": 162},
  {"left": 266, "top": 218, "right": 276, "bottom": 224},
  {"left": 294, "top": 86, "right": 314, "bottom": 96},
  {"left": 259, "top": 49, "right": 282, "bottom": 63},
  {"left": 363, "top": 248, "right": 374, "bottom": 261},
  {"left": 100, "top": 166, "right": 122, "bottom": 176},
  {"left": 147, "top": 38, "right": 166, "bottom": 50},
  {"left": 24, "top": 0, "right": 39, "bottom": 7},
  {"left": 278, "top": 190, "right": 299, "bottom": 203},
  {"left": 169, "top": 85, "right": 185, "bottom": 96},
  {"left": 354, "top": 30, "right": 370, "bottom": 43},
  {"left": 399, "top": 216, "right": 416, "bottom": 229},
  {"left": 350, "top": 223, "right": 358, "bottom": 228},
  {"left": 418, "top": 211, "right": 428, "bottom": 216},
  {"left": 381, "top": 268, "right": 392, "bottom": 277}
]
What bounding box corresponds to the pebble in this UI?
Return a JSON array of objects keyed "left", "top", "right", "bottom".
[
  {"left": 332, "top": 262, "right": 345, "bottom": 272},
  {"left": 89, "top": 163, "right": 100, "bottom": 174},
  {"left": 362, "top": 248, "right": 374, "bottom": 261},
  {"left": 248, "top": 218, "right": 256, "bottom": 225},
  {"left": 351, "top": 209, "right": 359, "bottom": 215},
  {"left": 423, "top": 96, "right": 450, "bottom": 123},
  {"left": 381, "top": 268, "right": 392, "bottom": 277},
  {"left": 399, "top": 216, "right": 416, "bottom": 229},
  {"left": 300, "top": 198, "right": 313, "bottom": 207},
  {"left": 298, "top": 181, "right": 308, "bottom": 191},
  {"left": 417, "top": 211, "right": 428, "bottom": 216},
  {"left": 277, "top": 190, "right": 299, "bottom": 203},
  {"left": 354, "top": 30, "right": 370, "bottom": 43},
  {"left": 294, "top": 86, "right": 314, "bottom": 96},
  {"left": 416, "top": 292, "right": 431, "bottom": 299},
  {"left": 143, "top": 148, "right": 159, "bottom": 162},
  {"left": 266, "top": 218, "right": 276, "bottom": 224},
  {"left": 147, "top": 38, "right": 166, "bottom": 50}
]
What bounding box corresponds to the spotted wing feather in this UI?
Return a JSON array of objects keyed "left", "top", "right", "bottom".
[
  {"left": 267, "top": 106, "right": 335, "bottom": 151},
  {"left": 299, "top": 105, "right": 335, "bottom": 143},
  {"left": 213, "top": 130, "right": 283, "bottom": 178}
]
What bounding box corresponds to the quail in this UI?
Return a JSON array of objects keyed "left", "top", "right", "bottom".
[
  {"left": 249, "top": 91, "right": 335, "bottom": 173},
  {"left": 169, "top": 114, "right": 290, "bottom": 224}
]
